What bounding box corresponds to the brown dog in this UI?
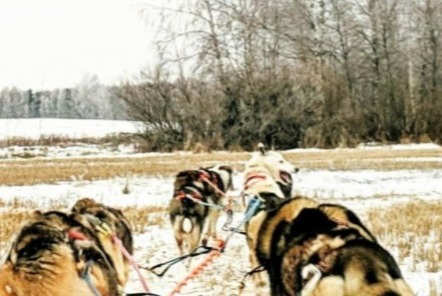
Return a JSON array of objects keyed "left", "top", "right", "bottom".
[{"left": 0, "top": 210, "right": 120, "bottom": 296}]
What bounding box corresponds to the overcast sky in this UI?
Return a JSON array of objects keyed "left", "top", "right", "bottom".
[{"left": 0, "top": 0, "right": 157, "bottom": 90}]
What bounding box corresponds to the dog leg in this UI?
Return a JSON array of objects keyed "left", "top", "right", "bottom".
[
  {"left": 205, "top": 207, "right": 220, "bottom": 243},
  {"left": 185, "top": 219, "right": 202, "bottom": 268},
  {"left": 188, "top": 217, "right": 202, "bottom": 253},
  {"left": 310, "top": 276, "right": 344, "bottom": 296},
  {"left": 248, "top": 252, "right": 269, "bottom": 296},
  {"left": 173, "top": 216, "right": 185, "bottom": 256}
]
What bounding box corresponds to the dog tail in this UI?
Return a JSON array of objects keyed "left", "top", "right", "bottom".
[
  {"left": 182, "top": 217, "right": 193, "bottom": 233},
  {"left": 258, "top": 142, "right": 266, "bottom": 155}
]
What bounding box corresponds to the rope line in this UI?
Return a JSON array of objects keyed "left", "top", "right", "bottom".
[
  {"left": 146, "top": 245, "right": 218, "bottom": 277},
  {"left": 168, "top": 239, "right": 225, "bottom": 296},
  {"left": 222, "top": 197, "right": 261, "bottom": 248}
]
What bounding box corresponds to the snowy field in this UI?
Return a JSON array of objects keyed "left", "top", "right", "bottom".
[
  {"left": 0, "top": 119, "right": 441, "bottom": 295},
  {"left": 0, "top": 118, "right": 142, "bottom": 140}
]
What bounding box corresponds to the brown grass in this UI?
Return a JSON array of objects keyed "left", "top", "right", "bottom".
[
  {"left": 1, "top": 147, "right": 441, "bottom": 186},
  {"left": 0, "top": 146, "right": 440, "bottom": 294},
  {"left": 283, "top": 148, "right": 442, "bottom": 170},
  {"left": 0, "top": 133, "right": 137, "bottom": 148},
  {"left": 368, "top": 200, "right": 442, "bottom": 272},
  {"left": 0, "top": 198, "right": 72, "bottom": 246},
  {"left": 122, "top": 205, "right": 167, "bottom": 233}
]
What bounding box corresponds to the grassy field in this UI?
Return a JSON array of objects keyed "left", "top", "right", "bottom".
[
  {"left": 1, "top": 147, "right": 442, "bottom": 186},
  {"left": 0, "top": 146, "right": 441, "bottom": 295}
]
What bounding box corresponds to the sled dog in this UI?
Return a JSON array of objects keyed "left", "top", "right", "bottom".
[
  {"left": 248, "top": 197, "right": 414, "bottom": 296},
  {"left": 0, "top": 210, "right": 121, "bottom": 296},
  {"left": 241, "top": 143, "right": 300, "bottom": 294},
  {"left": 168, "top": 164, "right": 233, "bottom": 255}
]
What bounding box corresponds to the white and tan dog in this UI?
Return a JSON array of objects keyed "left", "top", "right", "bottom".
[{"left": 241, "top": 143, "right": 299, "bottom": 295}]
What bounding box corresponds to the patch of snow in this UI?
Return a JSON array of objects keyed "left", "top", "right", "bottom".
[{"left": 0, "top": 118, "right": 142, "bottom": 140}]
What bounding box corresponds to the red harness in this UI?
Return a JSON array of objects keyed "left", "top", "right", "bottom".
[
  {"left": 175, "top": 189, "right": 203, "bottom": 201},
  {"left": 68, "top": 229, "right": 88, "bottom": 241},
  {"left": 243, "top": 173, "right": 267, "bottom": 190},
  {"left": 199, "top": 170, "right": 226, "bottom": 197}
]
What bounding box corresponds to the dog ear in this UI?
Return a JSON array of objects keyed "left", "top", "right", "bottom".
[
  {"left": 32, "top": 210, "right": 44, "bottom": 218},
  {"left": 219, "top": 165, "right": 233, "bottom": 174},
  {"left": 258, "top": 142, "right": 267, "bottom": 155}
]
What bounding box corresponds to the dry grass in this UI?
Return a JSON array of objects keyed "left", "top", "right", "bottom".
[
  {"left": 0, "top": 145, "right": 440, "bottom": 294},
  {"left": 0, "top": 133, "right": 137, "bottom": 148},
  {"left": 122, "top": 205, "right": 168, "bottom": 233},
  {"left": 0, "top": 198, "right": 167, "bottom": 239},
  {"left": 0, "top": 152, "right": 250, "bottom": 186},
  {"left": 1, "top": 147, "right": 441, "bottom": 186},
  {"left": 283, "top": 148, "right": 442, "bottom": 170},
  {"left": 368, "top": 200, "right": 442, "bottom": 273},
  {"left": 0, "top": 198, "right": 71, "bottom": 247}
]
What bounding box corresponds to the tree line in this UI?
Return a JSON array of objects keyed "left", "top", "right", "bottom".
[
  {"left": 0, "top": 74, "right": 125, "bottom": 120},
  {"left": 120, "top": 0, "right": 442, "bottom": 151},
  {"left": 2, "top": 0, "right": 441, "bottom": 151}
]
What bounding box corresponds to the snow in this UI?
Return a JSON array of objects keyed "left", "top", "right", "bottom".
[
  {"left": 0, "top": 118, "right": 142, "bottom": 140},
  {"left": 0, "top": 118, "right": 441, "bottom": 295}
]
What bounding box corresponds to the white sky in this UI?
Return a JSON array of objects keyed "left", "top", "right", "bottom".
[{"left": 0, "top": 0, "right": 157, "bottom": 90}]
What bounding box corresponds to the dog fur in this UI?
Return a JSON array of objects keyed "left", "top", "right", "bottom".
[
  {"left": 247, "top": 197, "right": 414, "bottom": 296},
  {"left": 0, "top": 210, "right": 121, "bottom": 296},
  {"left": 71, "top": 197, "right": 134, "bottom": 290},
  {"left": 168, "top": 164, "right": 233, "bottom": 255}
]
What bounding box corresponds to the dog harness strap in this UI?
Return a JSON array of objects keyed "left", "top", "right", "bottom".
[
  {"left": 185, "top": 194, "right": 225, "bottom": 210},
  {"left": 199, "top": 172, "right": 227, "bottom": 197},
  {"left": 112, "top": 234, "right": 150, "bottom": 294},
  {"left": 68, "top": 229, "right": 88, "bottom": 241},
  {"left": 243, "top": 174, "right": 267, "bottom": 190},
  {"left": 169, "top": 239, "right": 224, "bottom": 296},
  {"left": 81, "top": 260, "right": 102, "bottom": 296},
  {"left": 223, "top": 198, "right": 262, "bottom": 248}
]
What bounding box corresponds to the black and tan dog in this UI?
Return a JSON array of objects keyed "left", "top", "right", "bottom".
[
  {"left": 246, "top": 196, "right": 414, "bottom": 296},
  {"left": 0, "top": 210, "right": 121, "bottom": 296},
  {"left": 168, "top": 164, "right": 233, "bottom": 255},
  {"left": 71, "top": 197, "right": 133, "bottom": 291}
]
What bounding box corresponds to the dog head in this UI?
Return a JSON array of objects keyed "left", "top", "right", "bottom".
[
  {"left": 202, "top": 164, "right": 234, "bottom": 192},
  {"left": 245, "top": 143, "right": 298, "bottom": 199},
  {"left": 173, "top": 170, "right": 205, "bottom": 196},
  {"left": 71, "top": 198, "right": 133, "bottom": 288},
  {"left": 71, "top": 198, "right": 133, "bottom": 253}
]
